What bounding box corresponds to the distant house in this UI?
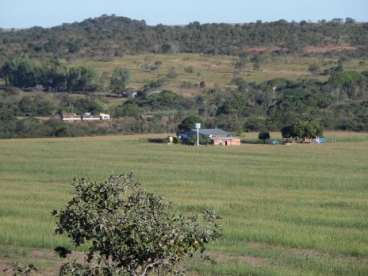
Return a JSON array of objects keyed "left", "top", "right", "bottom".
[
  {"left": 82, "top": 113, "right": 111, "bottom": 121},
  {"left": 99, "top": 113, "right": 111, "bottom": 120},
  {"left": 179, "top": 128, "right": 241, "bottom": 146},
  {"left": 60, "top": 112, "right": 111, "bottom": 122},
  {"left": 82, "top": 113, "right": 101, "bottom": 121},
  {"left": 60, "top": 112, "right": 81, "bottom": 122}
]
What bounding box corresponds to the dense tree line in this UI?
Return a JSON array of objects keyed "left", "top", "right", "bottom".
[
  {"left": 0, "top": 15, "right": 367, "bottom": 60},
  {"left": 0, "top": 56, "right": 135, "bottom": 94},
  {"left": 204, "top": 68, "right": 368, "bottom": 132},
  {"left": 0, "top": 56, "right": 98, "bottom": 92},
  {"left": 0, "top": 92, "right": 104, "bottom": 117}
]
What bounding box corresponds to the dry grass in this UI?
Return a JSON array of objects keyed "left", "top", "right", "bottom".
[{"left": 74, "top": 54, "right": 368, "bottom": 96}]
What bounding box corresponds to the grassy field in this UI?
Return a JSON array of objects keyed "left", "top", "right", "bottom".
[
  {"left": 74, "top": 54, "right": 368, "bottom": 96},
  {"left": 0, "top": 132, "right": 368, "bottom": 275},
  {"left": 75, "top": 54, "right": 368, "bottom": 96}
]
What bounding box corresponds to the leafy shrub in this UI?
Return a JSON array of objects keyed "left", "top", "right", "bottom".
[
  {"left": 258, "top": 131, "right": 270, "bottom": 143},
  {"left": 177, "top": 115, "right": 203, "bottom": 132},
  {"left": 184, "top": 66, "right": 194, "bottom": 73},
  {"left": 166, "top": 67, "right": 177, "bottom": 79},
  {"left": 281, "top": 120, "right": 323, "bottom": 139},
  {"left": 53, "top": 173, "right": 221, "bottom": 276},
  {"left": 110, "top": 67, "right": 131, "bottom": 93},
  {"left": 113, "top": 102, "right": 141, "bottom": 117}
]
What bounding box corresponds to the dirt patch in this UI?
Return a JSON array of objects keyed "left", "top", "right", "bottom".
[
  {"left": 304, "top": 44, "right": 356, "bottom": 54},
  {"left": 31, "top": 249, "right": 57, "bottom": 260},
  {"left": 247, "top": 241, "right": 368, "bottom": 263},
  {"left": 0, "top": 249, "right": 87, "bottom": 276},
  {"left": 209, "top": 251, "right": 267, "bottom": 267},
  {"left": 244, "top": 47, "right": 288, "bottom": 54},
  {"left": 0, "top": 259, "right": 13, "bottom": 276},
  {"left": 236, "top": 255, "right": 265, "bottom": 267}
]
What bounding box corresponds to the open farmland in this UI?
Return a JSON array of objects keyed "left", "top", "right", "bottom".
[{"left": 0, "top": 132, "right": 368, "bottom": 275}]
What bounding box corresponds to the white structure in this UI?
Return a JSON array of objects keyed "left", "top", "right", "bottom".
[
  {"left": 61, "top": 113, "right": 81, "bottom": 122},
  {"left": 81, "top": 113, "right": 111, "bottom": 121},
  {"left": 195, "top": 123, "right": 201, "bottom": 147},
  {"left": 82, "top": 113, "right": 101, "bottom": 121},
  {"left": 100, "top": 113, "right": 111, "bottom": 120},
  {"left": 61, "top": 112, "right": 111, "bottom": 122}
]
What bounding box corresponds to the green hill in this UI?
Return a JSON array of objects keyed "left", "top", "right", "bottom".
[
  {"left": 0, "top": 15, "right": 367, "bottom": 60},
  {"left": 1, "top": 16, "right": 368, "bottom": 136}
]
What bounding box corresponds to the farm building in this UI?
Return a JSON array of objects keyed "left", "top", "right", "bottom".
[
  {"left": 82, "top": 113, "right": 112, "bottom": 121},
  {"left": 60, "top": 112, "right": 111, "bottom": 122},
  {"left": 100, "top": 113, "right": 111, "bottom": 120},
  {"left": 60, "top": 112, "right": 81, "bottom": 122},
  {"left": 82, "top": 113, "right": 101, "bottom": 121},
  {"left": 179, "top": 128, "right": 241, "bottom": 146}
]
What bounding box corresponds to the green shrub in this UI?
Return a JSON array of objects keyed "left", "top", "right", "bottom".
[
  {"left": 258, "top": 131, "right": 270, "bottom": 143},
  {"left": 53, "top": 174, "right": 221, "bottom": 275}
]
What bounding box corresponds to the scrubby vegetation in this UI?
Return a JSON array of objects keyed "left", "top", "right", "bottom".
[
  {"left": 1, "top": 62, "right": 368, "bottom": 138},
  {"left": 0, "top": 16, "right": 367, "bottom": 60},
  {"left": 0, "top": 16, "right": 368, "bottom": 139}
]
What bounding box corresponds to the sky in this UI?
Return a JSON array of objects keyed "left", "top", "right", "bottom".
[{"left": 0, "top": 0, "right": 367, "bottom": 29}]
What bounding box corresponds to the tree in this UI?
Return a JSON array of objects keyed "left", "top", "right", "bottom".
[
  {"left": 67, "top": 66, "right": 98, "bottom": 92},
  {"left": 113, "top": 102, "right": 141, "bottom": 117},
  {"left": 144, "top": 90, "right": 187, "bottom": 110},
  {"left": 53, "top": 174, "right": 221, "bottom": 276},
  {"left": 41, "top": 59, "right": 68, "bottom": 91},
  {"left": 280, "top": 125, "right": 294, "bottom": 139},
  {"left": 0, "top": 102, "right": 17, "bottom": 138},
  {"left": 281, "top": 120, "right": 323, "bottom": 140},
  {"left": 258, "top": 131, "right": 270, "bottom": 143},
  {"left": 177, "top": 115, "right": 203, "bottom": 132},
  {"left": 0, "top": 56, "right": 40, "bottom": 88},
  {"left": 302, "top": 121, "right": 323, "bottom": 138},
  {"left": 73, "top": 97, "right": 104, "bottom": 114},
  {"left": 110, "top": 68, "right": 130, "bottom": 93},
  {"left": 15, "top": 118, "right": 47, "bottom": 138},
  {"left": 18, "top": 95, "right": 56, "bottom": 116}
]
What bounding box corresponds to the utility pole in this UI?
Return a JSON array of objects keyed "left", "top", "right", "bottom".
[{"left": 195, "top": 123, "right": 201, "bottom": 147}]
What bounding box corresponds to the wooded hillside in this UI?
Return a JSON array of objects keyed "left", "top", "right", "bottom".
[{"left": 0, "top": 15, "right": 367, "bottom": 60}]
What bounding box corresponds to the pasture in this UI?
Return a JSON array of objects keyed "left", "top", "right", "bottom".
[
  {"left": 75, "top": 53, "right": 368, "bottom": 96},
  {"left": 0, "top": 132, "right": 367, "bottom": 275}
]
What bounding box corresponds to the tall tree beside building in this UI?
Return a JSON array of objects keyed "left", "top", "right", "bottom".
[{"left": 110, "top": 68, "right": 130, "bottom": 93}]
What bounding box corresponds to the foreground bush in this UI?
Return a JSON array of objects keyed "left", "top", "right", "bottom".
[{"left": 53, "top": 173, "right": 221, "bottom": 276}]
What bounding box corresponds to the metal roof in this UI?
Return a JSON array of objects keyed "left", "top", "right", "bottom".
[{"left": 192, "top": 128, "right": 231, "bottom": 137}]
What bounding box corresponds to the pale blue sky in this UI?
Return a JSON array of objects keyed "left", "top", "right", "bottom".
[{"left": 0, "top": 0, "right": 367, "bottom": 28}]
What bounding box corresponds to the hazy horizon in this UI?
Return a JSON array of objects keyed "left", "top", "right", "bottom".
[{"left": 0, "top": 0, "right": 367, "bottom": 29}]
